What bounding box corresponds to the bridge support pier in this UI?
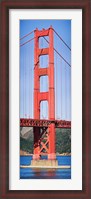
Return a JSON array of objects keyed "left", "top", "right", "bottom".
[
  {"left": 31, "top": 159, "right": 58, "bottom": 167},
  {"left": 48, "top": 123, "right": 56, "bottom": 160}
]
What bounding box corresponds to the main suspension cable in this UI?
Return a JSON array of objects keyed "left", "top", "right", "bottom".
[
  {"left": 20, "top": 37, "right": 35, "bottom": 47},
  {"left": 43, "top": 37, "right": 71, "bottom": 67},
  {"left": 53, "top": 28, "right": 71, "bottom": 51},
  {"left": 20, "top": 27, "right": 71, "bottom": 50},
  {"left": 20, "top": 30, "right": 34, "bottom": 40}
]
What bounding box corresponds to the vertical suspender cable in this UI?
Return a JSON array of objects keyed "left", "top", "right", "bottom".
[
  {"left": 23, "top": 47, "right": 25, "bottom": 118},
  {"left": 55, "top": 52, "right": 57, "bottom": 119},
  {"left": 24, "top": 46, "right": 25, "bottom": 117},
  {"left": 66, "top": 66, "right": 68, "bottom": 120},
  {"left": 64, "top": 61, "right": 66, "bottom": 120},
  {"left": 63, "top": 62, "right": 65, "bottom": 120},
  {"left": 31, "top": 42, "right": 33, "bottom": 118},
  {"left": 69, "top": 66, "right": 71, "bottom": 120},
  {"left": 65, "top": 62, "right": 67, "bottom": 120},
  {"left": 28, "top": 43, "right": 30, "bottom": 118},
  {"left": 69, "top": 51, "right": 71, "bottom": 120},
  {"left": 22, "top": 48, "right": 24, "bottom": 118},
  {"left": 31, "top": 41, "right": 33, "bottom": 118},
  {"left": 60, "top": 40, "right": 63, "bottom": 120},
  {"left": 26, "top": 44, "right": 28, "bottom": 117},
  {"left": 60, "top": 58, "right": 62, "bottom": 120},
  {"left": 25, "top": 45, "right": 27, "bottom": 118},
  {"left": 28, "top": 45, "right": 30, "bottom": 118},
  {"left": 30, "top": 42, "right": 32, "bottom": 118}
]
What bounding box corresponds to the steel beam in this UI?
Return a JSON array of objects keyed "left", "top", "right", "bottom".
[{"left": 20, "top": 118, "right": 71, "bottom": 128}]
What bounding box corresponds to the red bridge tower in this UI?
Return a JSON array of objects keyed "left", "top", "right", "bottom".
[{"left": 33, "top": 26, "right": 56, "bottom": 161}]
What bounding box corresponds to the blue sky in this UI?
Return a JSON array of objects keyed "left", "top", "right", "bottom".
[{"left": 20, "top": 20, "right": 71, "bottom": 120}]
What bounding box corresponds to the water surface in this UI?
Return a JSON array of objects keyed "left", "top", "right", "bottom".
[{"left": 20, "top": 155, "right": 71, "bottom": 179}]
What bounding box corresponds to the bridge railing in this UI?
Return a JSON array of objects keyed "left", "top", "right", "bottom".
[{"left": 20, "top": 118, "right": 71, "bottom": 128}]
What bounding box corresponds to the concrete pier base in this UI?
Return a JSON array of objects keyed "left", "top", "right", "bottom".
[
  {"left": 31, "top": 159, "right": 58, "bottom": 167},
  {"left": 20, "top": 165, "right": 71, "bottom": 169}
]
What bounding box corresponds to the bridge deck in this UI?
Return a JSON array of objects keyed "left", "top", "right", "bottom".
[{"left": 20, "top": 118, "right": 71, "bottom": 128}]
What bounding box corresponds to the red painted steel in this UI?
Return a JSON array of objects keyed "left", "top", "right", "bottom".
[
  {"left": 20, "top": 118, "right": 71, "bottom": 128},
  {"left": 48, "top": 27, "right": 55, "bottom": 160},
  {"left": 33, "top": 26, "right": 56, "bottom": 160},
  {"left": 38, "top": 48, "right": 49, "bottom": 56},
  {"left": 38, "top": 68, "right": 48, "bottom": 76}
]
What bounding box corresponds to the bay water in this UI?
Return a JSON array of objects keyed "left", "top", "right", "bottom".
[{"left": 20, "top": 155, "right": 71, "bottom": 179}]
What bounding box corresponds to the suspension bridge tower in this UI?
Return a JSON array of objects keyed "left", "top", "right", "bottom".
[
  {"left": 31, "top": 26, "right": 58, "bottom": 166},
  {"left": 20, "top": 25, "right": 71, "bottom": 167}
]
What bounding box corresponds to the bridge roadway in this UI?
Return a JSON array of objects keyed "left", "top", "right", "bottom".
[{"left": 20, "top": 118, "right": 71, "bottom": 128}]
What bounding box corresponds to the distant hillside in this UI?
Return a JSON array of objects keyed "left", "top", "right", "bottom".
[
  {"left": 20, "top": 136, "right": 33, "bottom": 153},
  {"left": 20, "top": 128, "right": 71, "bottom": 154},
  {"left": 56, "top": 128, "right": 71, "bottom": 153}
]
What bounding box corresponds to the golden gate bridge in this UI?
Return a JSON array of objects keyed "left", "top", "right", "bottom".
[{"left": 20, "top": 26, "right": 71, "bottom": 165}]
